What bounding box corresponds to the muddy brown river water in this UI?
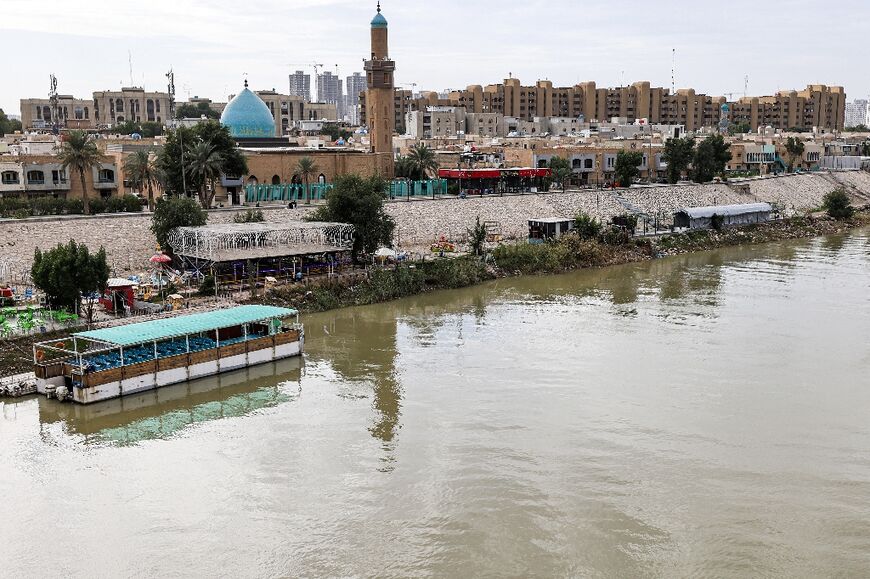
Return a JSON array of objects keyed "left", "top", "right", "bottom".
[{"left": 2, "top": 229, "right": 869, "bottom": 577}]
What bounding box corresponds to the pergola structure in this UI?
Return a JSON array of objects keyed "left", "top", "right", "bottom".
[{"left": 167, "top": 221, "right": 355, "bottom": 282}]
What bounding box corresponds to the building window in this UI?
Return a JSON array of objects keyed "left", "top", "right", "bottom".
[
  {"left": 116, "top": 99, "right": 124, "bottom": 112},
  {"left": 74, "top": 108, "right": 84, "bottom": 120},
  {"left": 585, "top": 159, "right": 593, "bottom": 169},
  {"left": 43, "top": 106, "right": 51, "bottom": 121},
  {"left": 1, "top": 171, "right": 19, "bottom": 184},
  {"left": 84, "top": 106, "right": 89, "bottom": 119},
  {"left": 27, "top": 170, "right": 45, "bottom": 184},
  {"left": 98, "top": 168, "right": 115, "bottom": 183},
  {"left": 52, "top": 170, "right": 67, "bottom": 184}
]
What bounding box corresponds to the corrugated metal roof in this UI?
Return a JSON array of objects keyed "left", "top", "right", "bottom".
[
  {"left": 74, "top": 305, "right": 297, "bottom": 346},
  {"left": 677, "top": 203, "right": 773, "bottom": 219}
]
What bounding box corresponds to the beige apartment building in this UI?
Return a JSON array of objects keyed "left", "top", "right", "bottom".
[
  {"left": 20, "top": 96, "right": 95, "bottom": 131},
  {"left": 729, "top": 86, "right": 846, "bottom": 132},
  {"left": 21, "top": 87, "right": 172, "bottom": 130},
  {"left": 364, "top": 78, "right": 845, "bottom": 133},
  {"left": 0, "top": 155, "right": 118, "bottom": 199},
  {"left": 253, "top": 91, "right": 338, "bottom": 136},
  {"left": 92, "top": 87, "right": 172, "bottom": 126}
]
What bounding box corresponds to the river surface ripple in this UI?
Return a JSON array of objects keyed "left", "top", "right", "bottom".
[{"left": 2, "top": 229, "right": 870, "bottom": 578}]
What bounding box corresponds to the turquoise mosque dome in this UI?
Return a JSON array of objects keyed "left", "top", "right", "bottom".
[
  {"left": 220, "top": 80, "right": 275, "bottom": 139},
  {"left": 371, "top": 2, "right": 388, "bottom": 27}
]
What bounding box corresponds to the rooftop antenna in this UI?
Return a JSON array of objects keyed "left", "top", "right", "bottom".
[
  {"left": 49, "top": 74, "right": 60, "bottom": 135},
  {"left": 671, "top": 48, "right": 675, "bottom": 93},
  {"left": 166, "top": 68, "right": 176, "bottom": 118},
  {"left": 128, "top": 50, "right": 134, "bottom": 87},
  {"left": 744, "top": 74, "right": 749, "bottom": 98}
]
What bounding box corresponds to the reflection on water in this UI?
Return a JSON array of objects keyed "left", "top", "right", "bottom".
[
  {"left": 2, "top": 228, "right": 870, "bottom": 578},
  {"left": 36, "top": 357, "right": 302, "bottom": 445}
]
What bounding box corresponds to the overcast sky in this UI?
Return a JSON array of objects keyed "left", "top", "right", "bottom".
[{"left": 3, "top": 0, "right": 867, "bottom": 115}]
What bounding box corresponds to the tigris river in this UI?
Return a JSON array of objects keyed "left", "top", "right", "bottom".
[{"left": 2, "top": 229, "right": 869, "bottom": 577}]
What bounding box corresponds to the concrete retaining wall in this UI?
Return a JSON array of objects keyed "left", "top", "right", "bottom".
[{"left": 1, "top": 172, "right": 866, "bottom": 278}]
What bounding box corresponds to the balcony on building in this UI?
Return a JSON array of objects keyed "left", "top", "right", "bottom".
[{"left": 93, "top": 165, "right": 118, "bottom": 190}]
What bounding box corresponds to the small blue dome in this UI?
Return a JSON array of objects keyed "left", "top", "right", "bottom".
[
  {"left": 371, "top": 7, "right": 387, "bottom": 28},
  {"left": 220, "top": 85, "right": 275, "bottom": 139}
]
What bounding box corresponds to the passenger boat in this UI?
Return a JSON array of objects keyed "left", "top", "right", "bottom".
[{"left": 33, "top": 305, "right": 303, "bottom": 405}]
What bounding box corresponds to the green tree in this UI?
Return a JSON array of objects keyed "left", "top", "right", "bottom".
[
  {"left": 548, "top": 156, "right": 571, "bottom": 190},
  {"left": 574, "top": 211, "right": 602, "bottom": 240},
  {"left": 151, "top": 196, "right": 207, "bottom": 252},
  {"left": 408, "top": 143, "right": 439, "bottom": 179},
  {"left": 467, "top": 216, "right": 487, "bottom": 256},
  {"left": 56, "top": 130, "right": 106, "bottom": 215},
  {"left": 185, "top": 141, "right": 224, "bottom": 208},
  {"left": 394, "top": 155, "right": 418, "bottom": 180},
  {"left": 662, "top": 136, "right": 695, "bottom": 183},
  {"left": 308, "top": 174, "right": 395, "bottom": 262},
  {"left": 156, "top": 122, "right": 247, "bottom": 201},
  {"left": 123, "top": 149, "right": 159, "bottom": 210},
  {"left": 31, "top": 240, "right": 109, "bottom": 323},
  {"left": 614, "top": 150, "right": 643, "bottom": 187},
  {"left": 692, "top": 134, "right": 732, "bottom": 183},
  {"left": 0, "top": 109, "right": 23, "bottom": 136},
  {"left": 113, "top": 120, "right": 162, "bottom": 136},
  {"left": 320, "top": 124, "right": 353, "bottom": 142},
  {"left": 175, "top": 102, "right": 221, "bottom": 120},
  {"left": 729, "top": 122, "right": 752, "bottom": 135},
  {"left": 784, "top": 137, "right": 805, "bottom": 172},
  {"left": 295, "top": 156, "right": 319, "bottom": 204},
  {"left": 823, "top": 189, "right": 854, "bottom": 220}
]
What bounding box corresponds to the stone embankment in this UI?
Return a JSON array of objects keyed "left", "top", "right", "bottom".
[{"left": 0, "top": 172, "right": 867, "bottom": 278}]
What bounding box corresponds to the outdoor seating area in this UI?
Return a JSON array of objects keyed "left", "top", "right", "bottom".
[{"left": 77, "top": 331, "right": 275, "bottom": 372}]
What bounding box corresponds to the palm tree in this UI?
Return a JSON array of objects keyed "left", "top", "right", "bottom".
[
  {"left": 295, "top": 156, "right": 319, "bottom": 204},
  {"left": 408, "top": 143, "right": 438, "bottom": 180},
  {"left": 123, "top": 149, "right": 158, "bottom": 210},
  {"left": 394, "top": 155, "right": 416, "bottom": 179},
  {"left": 185, "top": 141, "right": 224, "bottom": 208},
  {"left": 56, "top": 130, "right": 106, "bottom": 215}
]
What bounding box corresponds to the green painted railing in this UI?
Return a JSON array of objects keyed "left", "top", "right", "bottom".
[
  {"left": 244, "top": 183, "right": 333, "bottom": 203},
  {"left": 389, "top": 179, "right": 449, "bottom": 198}
]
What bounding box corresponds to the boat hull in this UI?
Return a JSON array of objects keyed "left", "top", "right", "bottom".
[{"left": 36, "top": 332, "right": 304, "bottom": 405}]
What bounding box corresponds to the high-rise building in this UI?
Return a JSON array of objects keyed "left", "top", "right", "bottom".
[
  {"left": 345, "top": 72, "right": 367, "bottom": 125},
  {"left": 289, "top": 70, "right": 311, "bottom": 102},
  {"left": 317, "top": 72, "right": 343, "bottom": 116},
  {"left": 845, "top": 99, "right": 869, "bottom": 128},
  {"left": 364, "top": 2, "right": 395, "bottom": 170}
]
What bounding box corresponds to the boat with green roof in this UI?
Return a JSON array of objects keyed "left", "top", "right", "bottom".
[{"left": 33, "top": 305, "right": 303, "bottom": 404}]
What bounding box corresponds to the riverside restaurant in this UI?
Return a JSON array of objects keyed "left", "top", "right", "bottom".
[{"left": 33, "top": 305, "right": 302, "bottom": 405}]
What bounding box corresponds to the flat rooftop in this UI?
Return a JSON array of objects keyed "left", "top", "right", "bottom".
[{"left": 74, "top": 305, "right": 297, "bottom": 347}]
